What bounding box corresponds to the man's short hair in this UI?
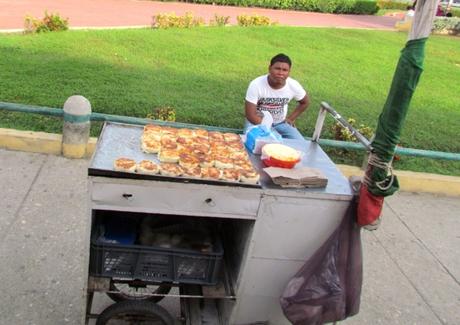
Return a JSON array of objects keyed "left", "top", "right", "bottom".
[{"left": 270, "top": 53, "right": 292, "bottom": 67}]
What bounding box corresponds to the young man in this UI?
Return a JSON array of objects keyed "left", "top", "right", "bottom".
[{"left": 244, "top": 53, "right": 310, "bottom": 141}]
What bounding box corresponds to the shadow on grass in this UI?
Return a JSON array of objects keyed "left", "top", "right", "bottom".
[{"left": 0, "top": 39, "right": 249, "bottom": 134}]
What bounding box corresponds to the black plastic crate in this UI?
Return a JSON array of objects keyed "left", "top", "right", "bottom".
[{"left": 89, "top": 222, "right": 224, "bottom": 285}]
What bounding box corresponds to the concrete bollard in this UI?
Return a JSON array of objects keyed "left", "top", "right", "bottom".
[{"left": 62, "top": 95, "right": 91, "bottom": 159}]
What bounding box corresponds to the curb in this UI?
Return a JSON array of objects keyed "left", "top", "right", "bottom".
[
  {"left": 0, "top": 25, "right": 150, "bottom": 34},
  {"left": 0, "top": 128, "right": 97, "bottom": 158},
  {"left": 1, "top": 128, "right": 459, "bottom": 196},
  {"left": 0, "top": 25, "right": 396, "bottom": 34},
  {"left": 3, "top": 25, "right": 150, "bottom": 32},
  {"left": 338, "top": 165, "right": 460, "bottom": 197}
]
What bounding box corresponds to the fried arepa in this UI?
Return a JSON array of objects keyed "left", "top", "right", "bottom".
[
  {"left": 230, "top": 151, "right": 249, "bottom": 161},
  {"left": 114, "top": 158, "right": 137, "bottom": 173},
  {"left": 161, "top": 126, "right": 178, "bottom": 136},
  {"left": 190, "top": 143, "right": 209, "bottom": 154},
  {"left": 143, "top": 124, "right": 163, "bottom": 141},
  {"left": 142, "top": 131, "right": 162, "bottom": 142},
  {"left": 181, "top": 166, "right": 202, "bottom": 178},
  {"left": 194, "top": 128, "right": 209, "bottom": 139},
  {"left": 177, "top": 136, "right": 192, "bottom": 146},
  {"left": 179, "top": 153, "right": 200, "bottom": 169},
  {"left": 239, "top": 169, "right": 260, "bottom": 184},
  {"left": 159, "top": 163, "right": 183, "bottom": 177},
  {"left": 226, "top": 140, "right": 245, "bottom": 152},
  {"left": 143, "top": 124, "right": 163, "bottom": 134},
  {"left": 177, "top": 128, "right": 195, "bottom": 138},
  {"left": 158, "top": 149, "right": 179, "bottom": 163},
  {"left": 214, "top": 155, "right": 234, "bottom": 169},
  {"left": 161, "top": 135, "right": 178, "bottom": 150},
  {"left": 192, "top": 137, "right": 210, "bottom": 147},
  {"left": 208, "top": 131, "right": 225, "bottom": 141},
  {"left": 221, "top": 168, "right": 240, "bottom": 182},
  {"left": 209, "top": 139, "right": 226, "bottom": 148},
  {"left": 234, "top": 161, "right": 253, "bottom": 171},
  {"left": 141, "top": 138, "right": 161, "bottom": 154},
  {"left": 223, "top": 132, "right": 241, "bottom": 143},
  {"left": 201, "top": 167, "right": 222, "bottom": 180},
  {"left": 137, "top": 160, "right": 159, "bottom": 175},
  {"left": 198, "top": 154, "right": 215, "bottom": 168}
]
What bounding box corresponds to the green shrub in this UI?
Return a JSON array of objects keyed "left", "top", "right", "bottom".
[
  {"left": 237, "top": 14, "right": 272, "bottom": 26},
  {"left": 334, "top": 0, "right": 357, "bottom": 14},
  {"left": 146, "top": 106, "right": 176, "bottom": 122},
  {"left": 293, "top": 0, "right": 320, "bottom": 12},
  {"left": 354, "top": 0, "right": 379, "bottom": 14},
  {"left": 24, "top": 11, "right": 69, "bottom": 33},
  {"left": 377, "top": 0, "right": 411, "bottom": 10},
  {"left": 432, "top": 17, "right": 460, "bottom": 35},
  {"left": 316, "top": 0, "right": 335, "bottom": 13},
  {"left": 152, "top": 12, "right": 205, "bottom": 29},
  {"left": 209, "top": 14, "right": 231, "bottom": 26},
  {"left": 293, "top": 0, "right": 378, "bottom": 14},
  {"left": 157, "top": 0, "right": 379, "bottom": 15},
  {"left": 329, "top": 117, "right": 374, "bottom": 165},
  {"left": 332, "top": 118, "right": 374, "bottom": 142}
]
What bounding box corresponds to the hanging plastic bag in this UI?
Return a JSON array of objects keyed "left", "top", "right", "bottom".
[{"left": 280, "top": 202, "right": 363, "bottom": 324}]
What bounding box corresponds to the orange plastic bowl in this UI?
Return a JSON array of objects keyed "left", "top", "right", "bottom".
[
  {"left": 262, "top": 156, "right": 300, "bottom": 169},
  {"left": 261, "top": 144, "right": 301, "bottom": 169}
]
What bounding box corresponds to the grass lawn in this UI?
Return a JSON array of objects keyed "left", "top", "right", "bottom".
[{"left": 0, "top": 27, "right": 459, "bottom": 175}]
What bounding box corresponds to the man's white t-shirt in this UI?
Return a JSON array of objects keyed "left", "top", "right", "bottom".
[{"left": 245, "top": 75, "right": 307, "bottom": 124}]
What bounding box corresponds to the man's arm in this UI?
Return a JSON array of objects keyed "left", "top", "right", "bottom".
[
  {"left": 245, "top": 100, "right": 263, "bottom": 125},
  {"left": 285, "top": 94, "right": 310, "bottom": 126}
]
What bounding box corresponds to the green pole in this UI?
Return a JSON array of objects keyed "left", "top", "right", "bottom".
[{"left": 1, "top": 101, "right": 459, "bottom": 161}]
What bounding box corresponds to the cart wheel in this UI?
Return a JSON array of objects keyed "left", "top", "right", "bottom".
[
  {"left": 107, "top": 280, "right": 172, "bottom": 303},
  {"left": 96, "top": 300, "right": 174, "bottom": 325}
]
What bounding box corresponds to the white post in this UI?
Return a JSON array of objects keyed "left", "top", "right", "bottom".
[{"left": 62, "top": 95, "right": 92, "bottom": 158}]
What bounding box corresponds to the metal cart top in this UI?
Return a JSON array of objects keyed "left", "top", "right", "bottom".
[{"left": 89, "top": 122, "right": 353, "bottom": 197}]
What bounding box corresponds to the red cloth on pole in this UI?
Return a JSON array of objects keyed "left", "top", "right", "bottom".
[{"left": 357, "top": 184, "right": 384, "bottom": 227}]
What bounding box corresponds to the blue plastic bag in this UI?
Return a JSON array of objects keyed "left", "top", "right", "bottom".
[{"left": 244, "top": 125, "right": 282, "bottom": 154}]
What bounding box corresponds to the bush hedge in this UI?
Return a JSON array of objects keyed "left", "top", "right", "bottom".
[
  {"left": 24, "top": 11, "right": 69, "bottom": 33},
  {"left": 152, "top": 12, "right": 205, "bottom": 28},
  {"left": 432, "top": 17, "right": 460, "bottom": 35},
  {"left": 237, "top": 14, "right": 273, "bottom": 26},
  {"left": 377, "top": 0, "right": 411, "bottom": 10},
  {"left": 169, "top": 0, "right": 379, "bottom": 15}
]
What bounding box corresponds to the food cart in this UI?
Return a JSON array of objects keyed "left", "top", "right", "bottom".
[{"left": 84, "top": 121, "right": 354, "bottom": 324}]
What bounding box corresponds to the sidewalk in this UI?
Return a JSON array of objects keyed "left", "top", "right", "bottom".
[
  {"left": 0, "top": 148, "right": 458, "bottom": 324},
  {"left": 0, "top": 0, "right": 399, "bottom": 31}
]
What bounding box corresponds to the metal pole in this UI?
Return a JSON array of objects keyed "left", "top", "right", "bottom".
[
  {"left": 319, "top": 102, "right": 372, "bottom": 151},
  {"left": 311, "top": 105, "right": 327, "bottom": 142}
]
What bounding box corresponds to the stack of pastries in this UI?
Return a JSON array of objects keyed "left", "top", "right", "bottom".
[{"left": 113, "top": 124, "right": 260, "bottom": 184}]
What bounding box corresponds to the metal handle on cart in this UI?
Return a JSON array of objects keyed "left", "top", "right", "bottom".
[
  {"left": 204, "top": 198, "right": 215, "bottom": 207},
  {"left": 122, "top": 193, "right": 133, "bottom": 200},
  {"left": 312, "top": 101, "right": 373, "bottom": 151}
]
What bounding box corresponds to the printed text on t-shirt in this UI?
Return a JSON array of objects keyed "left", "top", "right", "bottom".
[{"left": 257, "top": 97, "right": 289, "bottom": 115}]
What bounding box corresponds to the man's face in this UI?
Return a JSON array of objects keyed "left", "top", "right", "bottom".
[{"left": 268, "top": 61, "right": 291, "bottom": 84}]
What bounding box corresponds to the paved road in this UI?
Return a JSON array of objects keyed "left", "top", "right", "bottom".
[
  {"left": 0, "top": 149, "right": 458, "bottom": 324},
  {"left": 0, "top": 0, "right": 399, "bottom": 30}
]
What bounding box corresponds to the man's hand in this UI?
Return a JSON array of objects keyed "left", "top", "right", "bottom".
[
  {"left": 245, "top": 100, "right": 263, "bottom": 125},
  {"left": 285, "top": 94, "right": 310, "bottom": 128},
  {"left": 285, "top": 117, "right": 296, "bottom": 127}
]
